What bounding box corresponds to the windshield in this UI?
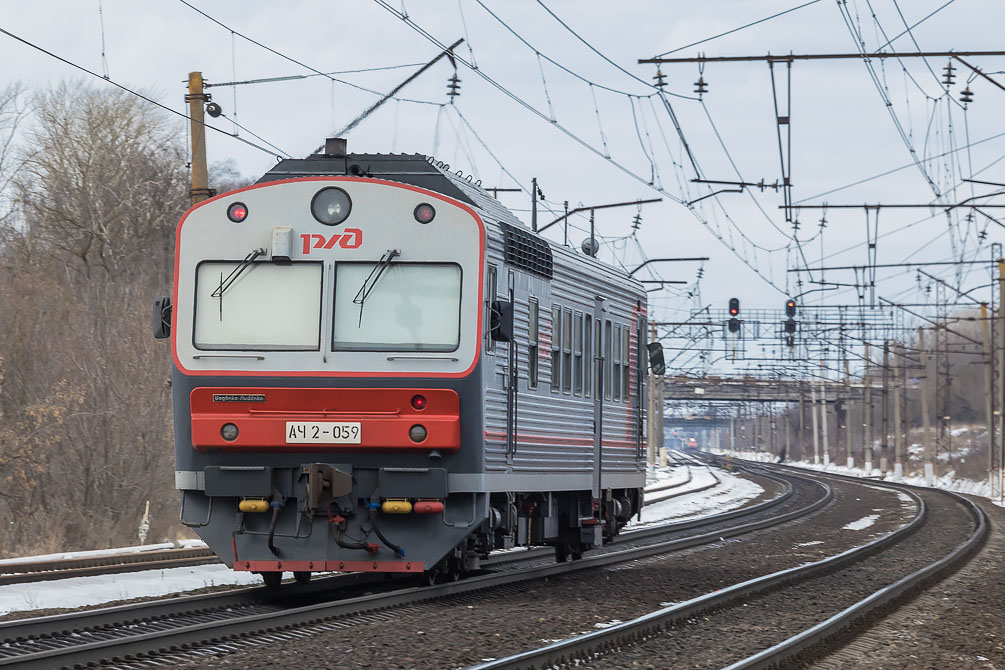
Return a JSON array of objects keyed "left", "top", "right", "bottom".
[
  {"left": 332, "top": 263, "right": 461, "bottom": 352},
  {"left": 194, "top": 261, "right": 322, "bottom": 350}
]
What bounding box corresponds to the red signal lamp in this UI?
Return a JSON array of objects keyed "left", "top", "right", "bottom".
[
  {"left": 414, "top": 203, "right": 436, "bottom": 224},
  {"left": 227, "top": 202, "right": 248, "bottom": 223},
  {"left": 410, "top": 394, "right": 427, "bottom": 410}
]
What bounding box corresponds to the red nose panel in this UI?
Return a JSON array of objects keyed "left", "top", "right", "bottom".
[{"left": 190, "top": 387, "right": 460, "bottom": 452}]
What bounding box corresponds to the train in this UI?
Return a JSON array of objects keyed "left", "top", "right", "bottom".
[{"left": 154, "top": 138, "right": 663, "bottom": 585}]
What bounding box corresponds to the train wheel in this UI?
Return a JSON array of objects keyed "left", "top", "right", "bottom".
[
  {"left": 422, "top": 567, "right": 440, "bottom": 586},
  {"left": 555, "top": 543, "right": 570, "bottom": 563},
  {"left": 293, "top": 571, "right": 311, "bottom": 584},
  {"left": 261, "top": 572, "right": 283, "bottom": 588}
]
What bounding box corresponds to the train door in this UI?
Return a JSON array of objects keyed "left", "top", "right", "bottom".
[
  {"left": 591, "top": 296, "right": 606, "bottom": 501},
  {"left": 505, "top": 269, "right": 517, "bottom": 465}
]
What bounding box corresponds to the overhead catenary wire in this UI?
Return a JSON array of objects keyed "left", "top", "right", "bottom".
[{"left": 0, "top": 25, "right": 286, "bottom": 159}]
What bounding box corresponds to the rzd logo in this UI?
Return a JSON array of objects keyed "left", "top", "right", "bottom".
[{"left": 300, "top": 228, "right": 362, "bottom": 254}]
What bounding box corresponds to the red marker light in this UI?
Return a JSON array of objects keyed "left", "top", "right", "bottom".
[
  {"left": 227, "top": 202, "right": 248, "bottom": 223},
  {"left": 411, "top": 394, "right": 427, "bottom": 410},
  {"left": 413, "top": 203, "right": 436, "bottom": 224}
]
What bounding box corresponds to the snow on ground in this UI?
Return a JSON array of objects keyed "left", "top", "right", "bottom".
[
  {"left": 0, "top": 462, "right": 760, "bottom": 617},
  {"left": 711, "top": 448, "right": 1004, "bottom": 508},
  {"left": 842, "top": 514, "right": 880, "bottom": 531},
  {"left": 0, "top": 565, "right": 262, "bottom": 616},
  {"left": 632, "top": 463, "right": 764, "bottom": 528}
]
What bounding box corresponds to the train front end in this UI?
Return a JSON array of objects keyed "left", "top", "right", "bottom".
[{"left": 166, "top": 173, "right": 486, "bottom": 581}]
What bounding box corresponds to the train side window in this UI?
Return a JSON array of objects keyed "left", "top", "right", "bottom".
[
  {"left": 623, "top": 324, "right": 631, "bottom": 401},
  {"left": 573, "top": 312, "right": 584, "bottom": 396},
  {"left": 584, "top": 314, "right": 592, "bottom": 398},
  {"left": 604, "top": 320, "right": 613, "bottom": 400},
  {"left": 551, "top": 304, "right": 561, "bottom": 392},
  {"left": 562, "top": 308, "right": 573, "bottom": 394},
  {"left": 528, "top": 298, "right": 539, "bottom": 389},
  {"left": 486, "top": 265, "right": 497, "bottom": 353},
  {"left": 612, "top": 324, "right": 621, "bottom": 402}
]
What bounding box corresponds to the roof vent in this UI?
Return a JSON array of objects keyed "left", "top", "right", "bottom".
[
  {"left": 500, "top": 222, "right": 553, "bottom": 279},
  {"left": 324, "top": 137, "right": 347, "bottom": 157}
]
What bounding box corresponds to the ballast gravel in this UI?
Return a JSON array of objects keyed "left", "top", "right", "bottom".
[{"left": 167, "top": 475, "right": 911, "bottom": 670}]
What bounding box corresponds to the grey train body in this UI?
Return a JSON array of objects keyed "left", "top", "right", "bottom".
[{"left": 169, "top": 149, "right": 649, "bottom": 579}]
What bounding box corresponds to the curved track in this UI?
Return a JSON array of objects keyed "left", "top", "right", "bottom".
[
  {"left": 0, "top": 467, "right": 827, "bottom": 669},
  {"left": 466, "top": 460, "right": 987, "bottom": 670}
]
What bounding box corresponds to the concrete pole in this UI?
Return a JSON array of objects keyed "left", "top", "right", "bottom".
[
  {"left": 981, "top": 303, "right": 994, "bottom": 490},
  {"left": 647, "top": 324, "right": 657, "bottom": 467},
  {"left": 810, "top": 382, "right": 820, "bottom": 465},
  {"left": 656, "top": 375, "right": 665, "bottom": 456},
  {"left": 730, "top": 415, "right": 736, "bottom": 453},
  {"left": 998, "top": 261, "right": 1005, "bottom": 502},
  {"left": 864, "top": 342, "right": 873, "bottom": 473},
  {"left": 845, "top": 358, "right": 854, "bottom": 468},
  {"left": 820, "top": 380, "right": 830, "bottom": 466},
  {"left": 919, "top": 327, "right": 935, "bottom": 485},
  {"left": 647, "top": 373, "right": 656, "bottom": 466},
  {"left": 187, "top": 72, "right": 211, "bottom": 206},
  {"left": 799, "top": 383, "right": 806, "bottom": 460},
  {"left": 880, "top": 341, "right": 890, "bottom": 474},
  {"left": 893, "top": 342, "right": 903, "bottom": 479},
  {"left": 785, "top": 404, "right": 791, "bottom": 462}
]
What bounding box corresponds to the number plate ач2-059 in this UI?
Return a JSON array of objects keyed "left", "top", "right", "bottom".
[{"left": 286, "top": 422, "right": 362, "bottom": 444}]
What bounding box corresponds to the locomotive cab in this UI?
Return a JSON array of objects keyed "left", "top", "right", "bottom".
[{"left": 163, "top": 141, "right": 647, "bottom": 584}]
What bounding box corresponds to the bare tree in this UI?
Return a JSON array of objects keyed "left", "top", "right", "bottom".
[{"left": 0, "top": 82, "right": 189, "bottom": 554}]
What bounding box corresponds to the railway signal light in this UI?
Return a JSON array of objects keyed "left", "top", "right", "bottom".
[
  {"left": 728, "top": 297, "right": 739, "bottom": 316},
  {"left": 785, "top": 298, "right": 796, "bottom": 318},
  {"left": 728, "top": 317, "right": 740, "bottom": 333},
  {"left": 784, "top": 319, "right": 797, "bottom": 334}
]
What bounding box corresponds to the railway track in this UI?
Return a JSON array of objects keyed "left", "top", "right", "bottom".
[
  {"left": 0, "top": 467, "right": 827, "bottom": 669},
  {"left": 0, "top": 461, "right": 701, "bottom": 588},
  {"left": 0, "top": 547, "right": 218, "bottom": 586},
  {"left": 467, "top": 461, "right": 988, "bottom": 670}
]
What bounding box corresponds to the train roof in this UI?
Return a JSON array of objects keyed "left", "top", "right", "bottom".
[
  {"left": 258, "top": 150, "right": 523, "bottom": 226},
  {"left": 256, "top": 145, "right": 640, "bottom": 288}
]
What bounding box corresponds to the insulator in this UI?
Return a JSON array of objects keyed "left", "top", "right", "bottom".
[
  {"left": 960, "top": 86, "right": 974, "bottom": 103},
  {"left": 693, "top": 76, "right": 708, "bottom": 95},
  {"left": 942, "top": 61, "right": 956, "bottom": 86},
  {"left": 653, "top": 68, "right": 667, "bottom": 89},
  {"left": 446, "top": 73, "right": 461, "bottom": 98}
]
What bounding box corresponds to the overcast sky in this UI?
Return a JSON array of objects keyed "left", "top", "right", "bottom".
[{"left": 5, "top": 0, "right": 1004, "bottom": 371}]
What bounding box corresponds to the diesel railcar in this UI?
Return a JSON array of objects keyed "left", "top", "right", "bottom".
[{"left": 155, "top": 139, "right": 659, "bottom": 585}]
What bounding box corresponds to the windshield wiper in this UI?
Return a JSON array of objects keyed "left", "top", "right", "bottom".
[
  {"left": 211, "top": 248, "right": 266, "bottom": 299},
  {"left": 353, "top": 248, "right": 400, "bottom": 326},
  {"left": 211, "top": 248, "right": 266, "bottom": 322}
]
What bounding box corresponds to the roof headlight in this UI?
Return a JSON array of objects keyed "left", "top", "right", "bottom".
[
  {"left": 413, "top": 203, "right": 436, "bottom": 224},
  {"left": 311, "top": 187, "right": 352, "bottom": 226}
]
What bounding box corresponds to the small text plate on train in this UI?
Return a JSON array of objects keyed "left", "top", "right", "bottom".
[{"left": 286, "top": 422, "right": 361, "bottom": 444}]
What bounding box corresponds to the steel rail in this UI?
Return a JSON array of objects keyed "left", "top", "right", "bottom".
[
  {"left": 723, "top": 467, "right": 989, "bottom": 669},
  {"left": 0, "top": 466, "right": 787, "bottom": 642},
  {"left": 0, "top": 548, "right": 218, "bottom": 585},
  {"left": 0, "top": 472, "right": 827, "bottom": 669},
  {"left": 643, "top": 466, "right": 693, "bottom": 493},
  {"left": 468, "top": 464, "right": 983, "bottom": 670},
  {"left": 644, "top": 465, "right": 721, "bottom": 504},
  {"left": 466, "top": 472, "right": 921, "bottom": 670}
]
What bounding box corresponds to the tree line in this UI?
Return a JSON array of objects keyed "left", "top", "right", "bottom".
[{"left": 0, "top": 82, "right": 245, "bottom": 555}]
